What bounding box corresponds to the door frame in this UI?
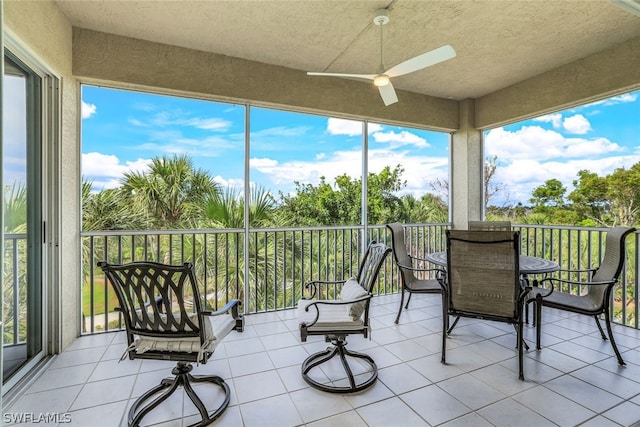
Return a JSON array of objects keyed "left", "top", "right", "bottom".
[{"left": 1, "top": 29, "right": 61, "bottom": 396}]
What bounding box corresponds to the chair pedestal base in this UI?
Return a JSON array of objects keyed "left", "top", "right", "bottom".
[
  {"left": 301, "top": 338, "right": 377, "bottom": 394},
  {"left": 129, "top": 361, "right": 230, "bottom": 427}
]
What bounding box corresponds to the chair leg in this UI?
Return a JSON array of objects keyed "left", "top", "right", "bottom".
[
  {"left": 446, "top": 316, "right": 460, "bottom": 335},
  {"left": 301, "top": 338, "right": 377, "bottom": 393},
  {"left": 404, "top": 292, "right": 413, "bottom": 309},
  {"left": 594, "top": 315, "right": 608, "bottom": 340},
  {"left": 395, "top": 288, "right": 406, "bottom": 324},
  {"left": 535, "top": 294, "right": 543, "bottom": 350},
  {"left": 602, "top": 312, "right": 626, "bottom": 365},
  {"left": 517, "top": 319, "right": 525, "bottom": 380},
  {"left": 129, "top": 361, "right": 230, "bottom": 427}
]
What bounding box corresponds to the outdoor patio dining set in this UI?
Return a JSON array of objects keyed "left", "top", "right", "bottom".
[{"left": 98, "top": 222, "right": 635, "bottom": 427}]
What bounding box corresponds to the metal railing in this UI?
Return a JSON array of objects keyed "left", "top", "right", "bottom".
[
  {"left": 0, "top": 223, "right": 629, "bottom": 336},
  {"left": 80, "top": 224, "right": 447, "bottom": 333},
  {"left": 3, "top": 233, "right": 28, "bottom": 346}
]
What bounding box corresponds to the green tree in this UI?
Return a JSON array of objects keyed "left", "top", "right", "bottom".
[
  {"left": 203, "top": 186, "right": 277, "bottom": 228},
  {"left": 530, "top": 179, "right": 566, "bottom": 210},
  {"left": 606, "top": 163, "right": 640, "bottom": 226},
  {"left": 82, "top": 181, "right": 150, "bottom": 231},
  {"left": 568, "top": 170, "right": 610, "bottom": 226},
  {"left": 121, "top": 154, "right": 220, "bottom": 229},
  {"left": 277, "top": 165, "right": 409, "bottom": 226},
  {"left": 4, "top": 183, "right": 27, "bottom": 233}
]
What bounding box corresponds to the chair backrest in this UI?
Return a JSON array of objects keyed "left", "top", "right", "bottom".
[
  {"left": 386, "top": 222, "right": 418, "bottom": 286},
  {"left": 446, "top": 230, "right": 520, "bottom": 319},
  {"left": 589, "top": 226, "right": 636, "bottom": 299},
  {"left": 468, "top": 220, "right": 512, "bottom": 231},
  {"left": 355, "top": 242, "right": 391, "bottom": 293},
  {"left": 98, "top": 261, "right": 204, "bottom": 340}
]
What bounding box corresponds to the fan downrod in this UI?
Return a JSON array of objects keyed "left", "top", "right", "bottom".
[{"left": 373, "top": 9, "right": 390, "bottom": 26}]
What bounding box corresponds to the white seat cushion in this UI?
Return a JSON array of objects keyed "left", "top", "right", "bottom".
[
  {"left": 130, "top": 313, "right": 236, "bottom": 362},
  {"left": 297, "top": 299, "right": 365, "bottom": 332}
]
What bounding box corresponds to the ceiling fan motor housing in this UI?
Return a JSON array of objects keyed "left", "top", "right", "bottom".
[{"left": 374, "top": 9, "right": 390, "bottom": 25}]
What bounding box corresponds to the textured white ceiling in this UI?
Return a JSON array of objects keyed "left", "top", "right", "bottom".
[{"left": 55, "top": 0, "right": 640, "bottom": 100}]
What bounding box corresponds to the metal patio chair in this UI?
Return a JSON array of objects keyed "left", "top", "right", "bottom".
[
  {"left": 528, "top": 226, "right": 635, "bottom": 365},
  {"left": 297, "top": 241, "right": 390, "bottom": 393},
  {"left": 387, "top": 222, "right": 445, "bottom": 324},
  {"left": 98, "top": 261, "right": 243, "bottom": 427},
  {"left": 468, "top": 220, "right": 512, "bottom": 231},
  {"left": 441, "top": 230, "right": 531, "bottom": 380}
]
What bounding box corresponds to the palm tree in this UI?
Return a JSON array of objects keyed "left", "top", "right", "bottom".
[
  {"left": 121, "top": 154, "right": 220, "bottom": 229},
  {"left": 3, "top": 182, "right": 28, "bottom": 344}
]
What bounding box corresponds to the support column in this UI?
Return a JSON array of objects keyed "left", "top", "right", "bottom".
[{"left": 450, "top": 98, "right": 483, "bottom": 229}]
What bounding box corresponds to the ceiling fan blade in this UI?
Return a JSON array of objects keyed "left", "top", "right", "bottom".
[
  {"left": 379, "top": 82, "right": 398, "bottom": 106},
  {"left": 307, "top": 72, "right": 376, "bottom": 81},
  {"left": 386, "top": 45, "right": 456, "bottom": 78}
]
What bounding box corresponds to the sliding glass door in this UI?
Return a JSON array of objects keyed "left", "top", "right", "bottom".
[{"left": 2, "top": 52, "right": 44, "bottom": 384}]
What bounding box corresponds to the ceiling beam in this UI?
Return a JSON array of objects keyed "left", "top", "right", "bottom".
[
  {"left": 475, "top": 37, "right": 640, "bottom": 129},
  {"left": 72, "top": 28, "right": 459, "bottom": 132}
]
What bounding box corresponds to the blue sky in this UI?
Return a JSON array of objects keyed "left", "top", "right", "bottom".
[{"left": 80, "top": 85, "right": 639, "bottom": 206}]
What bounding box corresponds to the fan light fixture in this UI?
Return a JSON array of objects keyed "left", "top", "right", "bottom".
[{"left": 373, "top": 75, "right": 390, "bottom": 86}]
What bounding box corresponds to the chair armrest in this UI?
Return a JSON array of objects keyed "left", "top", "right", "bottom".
[
  {"left": 303, "top": 279, "right": 347, "bottom": 299},
  {"left": 203, "top": 299, "right": 244, "bottom": 332},
  {"left": 301, "top": 294, "right": 372, "bottom": 328},
  {"left": 305, "top": 294, "right": 371, "bottom": 308},
  {"left": 408, "top": 254, "right": 432, "bottom": 263},
  {"left": 539, "top": 276, "right": 615, "bottom": 288},
  {"left": 397, "top": 263, "right": 444, "bottom": 274},
  {"left": 556, "top": 267, "right": 598, "bottom": 280}
]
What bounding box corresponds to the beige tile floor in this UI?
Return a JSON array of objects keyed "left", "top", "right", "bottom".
[{"left": 4, "top": 293, "right": 640, "bottom": 426}]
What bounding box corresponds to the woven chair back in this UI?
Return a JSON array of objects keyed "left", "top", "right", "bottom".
[
  {"left": 446, "top": 230, "right": 520, "bottom": 319},
  {"left": 468, "top": 221, "right": 512, "bottom": 231},
  {"left": 589, "top": 227, "right": 635, "bottom": 300},
  {"left": 387, "top": 222, "right": 420, "bottom": 286},
  {"left": 99, "top": 261, "right": 204, "bottom": 339},
  {"left": 356, "top": 242, "right": 391, "bottom": 293}
]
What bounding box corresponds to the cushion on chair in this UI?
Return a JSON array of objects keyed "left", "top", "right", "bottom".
[
  {"left": 297, "top": 299, "right": 365, "bottom": 331},
  {"left": 340, "top": 277, "right": 369, "bottom": 320},
  {"left": 129, "top": 313, "right": 236, "bottom": 361}
]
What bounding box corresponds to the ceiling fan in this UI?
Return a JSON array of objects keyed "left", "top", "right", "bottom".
[{"left": 307, "top": 9, "right": 456, "bottom": 106}]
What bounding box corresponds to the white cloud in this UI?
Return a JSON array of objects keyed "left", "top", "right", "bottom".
[
  {"left": 213, "top": 176, "right": 244, "bottom": 189},
  {"left": 485, "top": 125, "right": 621, "bottom": 161},
  {"left": 185, "top": 117, "right": 232, "bottom": 131},
  {"left": 81, "top": 101, "right": 96, "bottom": 119},
  {"left": 249, "top": 147, "right": 448, "bottom": 198},
  {"left": 485, "top": 124, "right": 631, "bottom": 205},
  {"left": 533, "top": 113, "right": 562, "bottom": 128},
  {"left": 492, "top": 154, "right": 640, "bottom": 206},
  {"left": 371, "top": 130, "right": 429, "bottom": 148},
  {"left": 82, "top": 152, "right": 151, "bottom": 189},
  {"left": 562, "top": 114, "right": 591, "bottom": 134},
  {"left": 250, "top": 158, "right": 278, "bottom": 169},
  {"left": 326, "top": 118, "right": 382, "bottom": 136},
  {"left": 583, "top": 92, "right": 638, "bottom": 108},
  {"left": 128, "top": 117, "right": 146, "bottom": 127}
]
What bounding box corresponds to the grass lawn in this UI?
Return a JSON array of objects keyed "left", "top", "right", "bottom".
[{"left": 82, "top": 281, "right": 120, "bottom": 316}]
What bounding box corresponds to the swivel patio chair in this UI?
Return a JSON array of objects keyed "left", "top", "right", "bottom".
[
  {"left": 298, "top": 241, "right": 390, "bottom": 393},
  {"left": 528, "top": 226, "right": 635, "bottom": 365},
  {"left": 441, "top": 230, "right": 531, "bottom": 380},
  {"left": 98, "top": 261, "right": 243, "bottom": 427},
  {"left": 387, "top": 222, "right": 445, "bottom": 324}
]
